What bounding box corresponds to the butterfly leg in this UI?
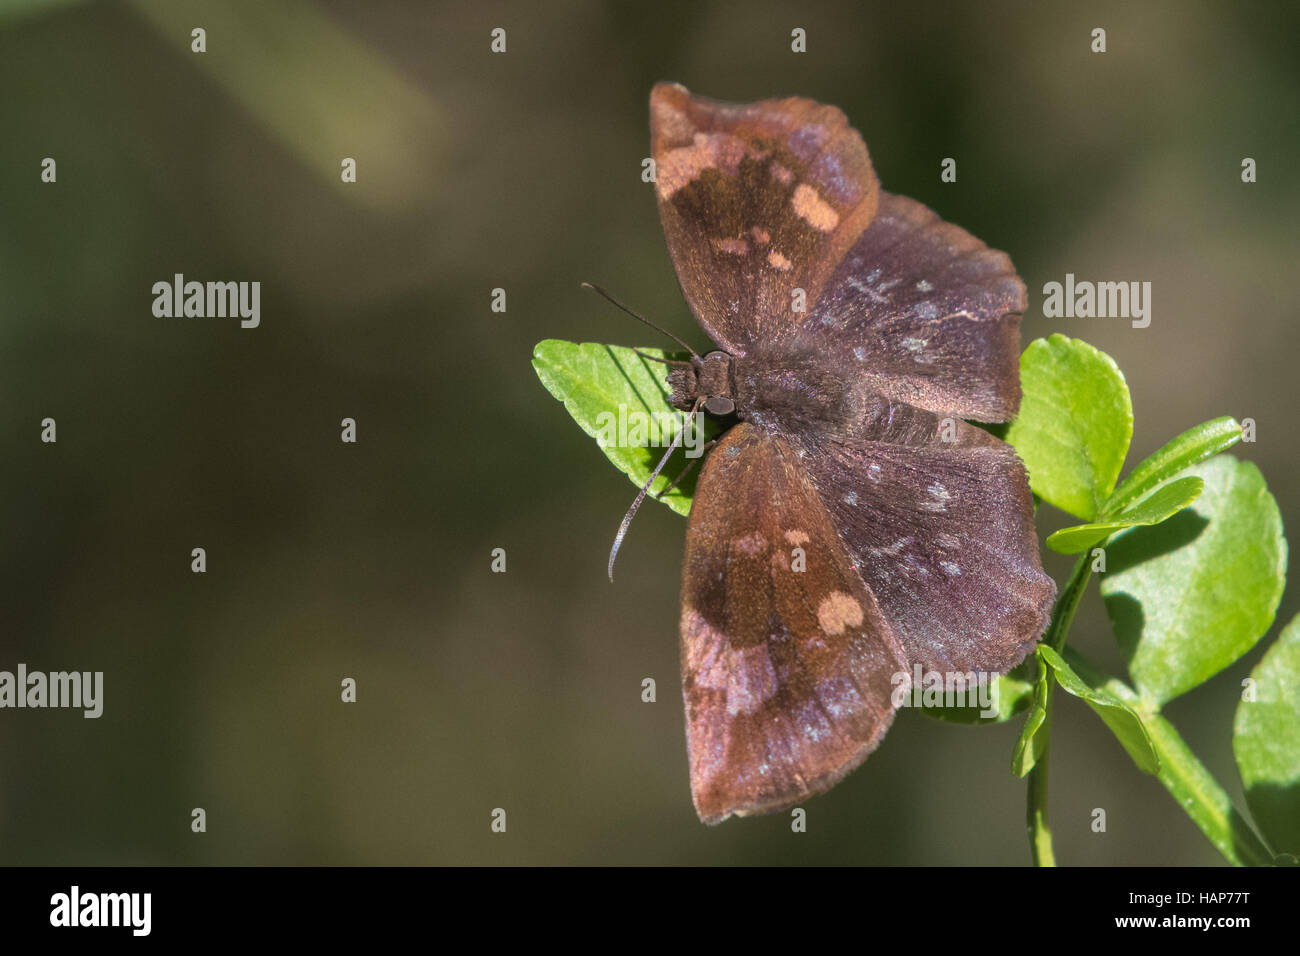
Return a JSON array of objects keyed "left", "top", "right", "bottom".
[{"left": 656, "top": 439, "right": 718, "bottom": 498}]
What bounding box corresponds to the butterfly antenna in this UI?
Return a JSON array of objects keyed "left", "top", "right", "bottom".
[
  {"left": 581, "top": 282, "right": 700, "bottom": 359},
  {"left": 608, "top": 399, "right": 702, "bottom": 581},
  {"left": 633, "top": 348, "right": 692, "bottom": 368}
]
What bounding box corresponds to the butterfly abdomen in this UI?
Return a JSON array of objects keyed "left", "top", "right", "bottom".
[{"left": 734, "top": 356, "right": 854, "bottom": 435}]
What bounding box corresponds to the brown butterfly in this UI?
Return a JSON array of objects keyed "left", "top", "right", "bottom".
[{"left": 631, "top": 83, "right": 1056, "bottom": 824}]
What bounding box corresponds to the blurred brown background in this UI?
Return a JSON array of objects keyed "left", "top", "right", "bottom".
[{"left": 0, "top": 0, "right": 1295, "bottom": 864}]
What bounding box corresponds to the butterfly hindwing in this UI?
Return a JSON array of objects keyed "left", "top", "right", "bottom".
[
  {"left": 792, "top": 409, "right": 1055, "bottom": 676},
  {"left": 680, "top": 423, "right": 907, "bottom": 824},
  {"left": 650, "top": 82, "right": 881, "bottom": 357}
]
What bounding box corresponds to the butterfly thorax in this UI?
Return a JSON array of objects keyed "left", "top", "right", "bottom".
[{"left": 670, "top": 349, "right": 858, "bottom": 433}]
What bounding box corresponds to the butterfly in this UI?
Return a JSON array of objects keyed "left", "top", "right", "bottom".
[{"left": 629, "top": 83, "right": 1057, "bottom": 824}]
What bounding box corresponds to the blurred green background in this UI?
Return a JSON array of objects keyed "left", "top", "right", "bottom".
[{"left": 1, "top": 0, "right": 1295, "bottom": 864}]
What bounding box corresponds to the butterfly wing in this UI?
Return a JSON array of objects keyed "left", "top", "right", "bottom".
[
  {"left": 791, "top": 407, "right": 1055, "bottom": 676},
  {"left": 651, "top": 85, "right": 1025, "bottom": 422},
  {"left": 650, "top": 82, "right": 880, "bottom": 357},
  {"left": 680, "top": 423, "right": 908, "bottom": 824},
  {"left": 794, "top": 191, "right": 1028, "bottom": 423},
  {"left": 656, "top": 85, "right": 1050, "bottom": 820}
]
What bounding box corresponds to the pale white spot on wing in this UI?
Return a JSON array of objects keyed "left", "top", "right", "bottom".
[
  {"left": 902, "top": 336, "right": 927, "bottom": 352},
  {"left": 853, "top": 346, "right": 867, "bottom": 361},
  {"left": 847, "top": 277, "right": 887, "bottom": 303},
  {"left": 682, "top": 610, "right": 776, "bottom": 717},
  {"left": 941, "top": 561, "right": 962, "bottom": 576},
  {"left": 791, "top": 183, "right": 840, "bottom": 232},
  {"left": 903, "top": 555, "right": 930, "bottom": 579},
  {"left": 920, "top": 481, "right": 954, "bottom": 513},
  {"left": 734, "top": 531, "right": 767, "bottom": 556},
  {"left": 727, "top": 645, "right": 779, "bottom": 715},
  {"left": 817, "top": 591, "right": 864, "bottom": 636},
  {"left": 870, "top": 535, "right": 913, "bottom": 557},
  {"left": 916, "top": 279, "right": 933, "bottom": 292},
  {"left": 817, "top": 675, "right": 861, "bottom": 719},
  {"left": 682, "top": 608, "right": 727, "bottom": 688}
]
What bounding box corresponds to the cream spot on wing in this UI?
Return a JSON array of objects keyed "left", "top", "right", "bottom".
[
  {"left": 712, "top": 237, "right": 749, "bottom": 256},
  {"left": 817, "top": 591, "right": 864, "bottom": 635},
  {"left": 784, "top": 530, "right": 809, "bottom": 545},
  {"left": 767, "top": 249, "right": 793, "bottom": 272},
  {"left": 770, "top": 161, "right": 794, "bottom": 185},
  {"left": 791, "top": 183, "right": 840, "bottom": 232},
  {"left": 657, "top": 131, "right": 750, "bottom": 200}
]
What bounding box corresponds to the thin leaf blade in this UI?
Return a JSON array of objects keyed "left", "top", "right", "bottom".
[
  {"left": 1046, "top": 476, "right": 1203, "bottom": 554},
  {"left": 1005, "top": 335, "right": 1133, "bottom": 521},
  {"left": 532, "top": 339, "right": 703, "bottom": 516},
  {"left": 1039, "top": 646, "right": 1159, "bottom": 774},
  {"left": 1234, "top": 613, "right": 1300, "bottom": 856},
  {"left": 1105, "top": 416, "right": 1242, "bottom": 516},
  {"left": 1012, "top": 674, "right": 1051, "bottom": 777},
  {"left": 1100, "top": 455, "right": 1287, "bottom": 706}
]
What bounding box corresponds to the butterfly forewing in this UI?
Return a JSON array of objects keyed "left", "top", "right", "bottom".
[
  {"left": 680, "top": 424, "right": 907, "bottom": 824},
  {"left": 650, "top": 82, "right": 880, "bottom": 357},
  {"left": 797, "top": 191, "right": 1028, "bottom": 422}
]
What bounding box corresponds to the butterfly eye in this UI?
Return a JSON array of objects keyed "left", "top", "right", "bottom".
[{"left": 704, "top": 395, "right": 736, "bottom": 416}]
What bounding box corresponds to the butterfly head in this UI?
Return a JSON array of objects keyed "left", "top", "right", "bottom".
[{"left": 668, "top": 350, "right": 736, "bottom": 417}]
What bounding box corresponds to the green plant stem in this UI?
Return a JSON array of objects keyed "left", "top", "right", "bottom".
[
  {"left": 1063, "top": 646, "right": 1275, "bottom": 867},
  {"left": 1025, "top": 554, "right": 1094, "bottom": 864},
  {"left": 1045, "top": 553, "right": 1094, "bottom": 653},
  {"left": 1026, "top": 688, "right": 1055, "bottom": 866}
]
